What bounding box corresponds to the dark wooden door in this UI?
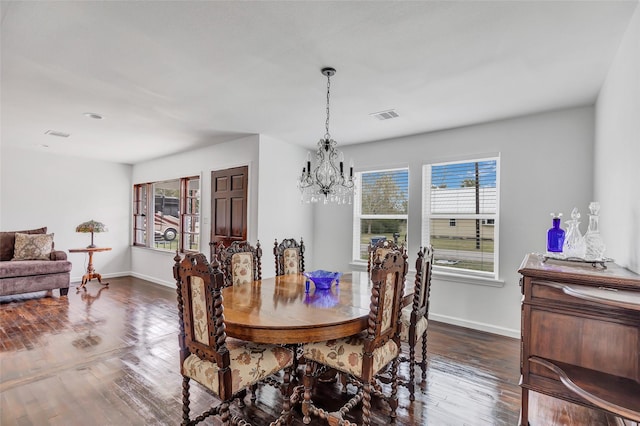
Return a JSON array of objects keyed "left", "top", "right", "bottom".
[{"left": 210, "top": 166, "right": 248, "bottom": 252}]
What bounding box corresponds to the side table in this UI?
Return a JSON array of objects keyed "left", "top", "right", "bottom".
[{"left": 68, "top": 247, "right": 112, "bottom": 290}]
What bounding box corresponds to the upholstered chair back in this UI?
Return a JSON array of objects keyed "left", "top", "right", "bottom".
[
  {"left": 413, "top": 245, "right": 434, "bottom": 321},
  {"left": 397, "top": 245, "right": 434, "bottom": 400},
  {"left": 368, "top": 250, "right": 407, "bottom": 338},
  {"left": 175, "top": 253, "right": 232, "bottom": 399},
  {"left": 367, "top": 239, "right": 405, "bottom": 273},
  {"left": 213, "top": 240, "right": 262, "bottom": 287},
  {"left": 274, "top": 238, "right": 305, "bottom": 276},
  {"left": 362, "top": 249, "right": 407, "bottom": 379}
]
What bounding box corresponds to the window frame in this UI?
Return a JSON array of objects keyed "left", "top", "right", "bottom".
[
  {"left": 133, "top": 183, "right": 148, "bottom": 247},
  {"left": 180, "top": 176, "right": 200, "bottom": 253},
  {"left": 422, "top": 156, "right": 500, "bottom": 280},
  {"left": 132, "top": 175, "right": 201, "bottom": 253},
  {"left": 352, "top": 167, "right": 409, "bottom": 262}
]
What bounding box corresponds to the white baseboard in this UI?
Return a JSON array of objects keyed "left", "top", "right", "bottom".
[
  {"left": 429, "top": 312, "right": 520, "bottom": 339},
  {"left": 128, "top": 272, "right": 175, "bottom": 288}
]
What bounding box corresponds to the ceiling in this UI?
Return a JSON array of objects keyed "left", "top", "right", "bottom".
[{"left": 1, "top": 1, "right": 637, "bottom": 165}]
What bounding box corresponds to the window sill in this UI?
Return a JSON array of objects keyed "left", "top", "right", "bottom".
[
  {"left": 131, "top": 245, "right": 178, "bottom": 255},
  {"left": 351, "top": 261, "right": 503, "bottom": 287},
  {"left": 432, "top": 270, "right": 504, "bottom": 287},
  {"left": 348, "top": 261, "right": 368, "bottom": 272}
]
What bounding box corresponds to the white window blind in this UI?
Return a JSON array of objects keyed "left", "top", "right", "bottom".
[
  {"left": 422, "top": 158, "right": 499, "bottom": 277},
  {"left": 353, "top": 168, "right": 409, "bottom": 261}
]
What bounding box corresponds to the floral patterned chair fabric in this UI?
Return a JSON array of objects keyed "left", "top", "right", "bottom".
[
  {"left": 399, "top": 245, "right": 434, "bottom": 401},
  {"left": 367, "top": 239, "right": 405, "bottom": 273},
  {"left": 273, "top": 238, "right": 305, "bottom": 276},
  {"left": 231, "top": 252, "right": 254, "bottom": 285},
  {"left": 301, "top": 249, "right": 408, "bottom": 426},
  {"left": 212, "top": 240, "right": 262, "bottom": 287},
  {"left": 174, "top": 252, "right": 293, "bottom": 425}
]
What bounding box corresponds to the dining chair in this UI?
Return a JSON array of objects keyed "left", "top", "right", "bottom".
[
  {"left": 399, "top": 245, "right": 434, "bottom": 401},
  {"left": 273, "top": 238, "right": 305, "bottom": 276},
  {"left": 301, "top": 250, "right": 408, "bottom": 426},
  {"left": 212, "top": 240, "right": 262, "bottom": 287},
  {"left": 367, "top": 238, "right": 405, "bottom": 273},
  {"left": 173, "top": 252, "right": 294, "bottom": 426}
]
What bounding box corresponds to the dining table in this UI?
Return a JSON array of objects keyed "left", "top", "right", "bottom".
[{"left": 221, "top": 271, "right": 413, "bottom": 344}]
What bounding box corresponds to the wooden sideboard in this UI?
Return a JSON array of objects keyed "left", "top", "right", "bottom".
[{"left": 518, "top": 253, "right": 640, "bottom": 426}]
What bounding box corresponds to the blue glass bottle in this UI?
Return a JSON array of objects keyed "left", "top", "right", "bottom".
[{"left": 547, "top": 213, "right": 565, "bottom": 253}]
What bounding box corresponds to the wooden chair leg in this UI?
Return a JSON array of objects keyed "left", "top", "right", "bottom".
[
  {"left": 362, "top": 382, "right": 372, "bottom": 426},
  {"left": 340, "top": 372, "right": 349, "bottom": 393},
  {"left": 219, "top": 401, "right": 230, "bottom": 426},
  {"left": 421, "top": 331, "right": 428, "bottom": 380},
  {"left": 409, "top": 337, "right": 417, "bottom": 401},
  {"left": 249, "top": 384, "right": 257, "bottom": 403},
  {"left": 181, "top": 376, "right": 190, "bottom": 425},
  {"left": 281, "top": 365, "right": 292, "bottom": 424},
  {"left": 302, "top": 361, "right": 314, "bottom": 424},
  {"left": 234, "top": 388, "right": 246, "bottom": 408},
  {"left": 390, "top": 357, "right": 399, "bottom": 422}
]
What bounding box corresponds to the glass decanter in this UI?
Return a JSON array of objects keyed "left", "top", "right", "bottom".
[
  {"left": 584, "top": 201, "right": 606, "bottom": 260},
  {"left": 547, "top": 213, "right": 565, "bottom": 253},
  {"left": 563, "top": 207, "right": 585, "bottom": 258}
]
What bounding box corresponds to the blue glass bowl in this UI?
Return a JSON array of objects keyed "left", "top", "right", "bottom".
[{"left": 303, "top": 270, "right": 342, "bottom": 291}]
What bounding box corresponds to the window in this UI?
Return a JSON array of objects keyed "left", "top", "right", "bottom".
[
  {"left": 181, "top": 177, "right": 200, "bottom": 251},
  {"left": 353, "top": 168, "right": 409, "bottom": 261},
  {"left": 422, "top": 157, "right": 499, "bottom": 277},
  {"left": 133, "top": 176, "right": 200, "bottom": 252},
  {"left": 133, "top": 184, "right": 148, "bottom": 246}
]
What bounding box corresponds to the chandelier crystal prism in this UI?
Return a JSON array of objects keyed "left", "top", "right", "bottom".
[{"left": 298, "top": 67, "right": 356, "bottom": 204}]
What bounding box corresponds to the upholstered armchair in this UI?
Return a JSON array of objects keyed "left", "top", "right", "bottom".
[
  {"left": 367, "top": 238, "right": 405, "bottom": 274},
  {"left": 399, "top": 245, "right": 434, "bottom": 400},
  {"left": 301, "top": 250, "right": 408, "bottom": 426},
  {"left": 273, "top": 238, "right": 305, "bottom": 276},
  {"left": 173, "top": 252, "right": 294, "bottom": 426},
  {"left": 213, "top": 240, "right": 262, "bottom": 287}
]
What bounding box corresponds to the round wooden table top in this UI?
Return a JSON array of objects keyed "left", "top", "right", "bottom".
[{"left": 221, "top": 272, "right": 375, "bottom": 344}]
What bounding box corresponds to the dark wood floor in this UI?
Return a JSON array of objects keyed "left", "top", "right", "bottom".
[{"left": 0, "top": 277, "right": 625, "bottom": 425}]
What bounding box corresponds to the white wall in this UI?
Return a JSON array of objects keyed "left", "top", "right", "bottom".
[
  {"left": 130, "top": 135, "right": 260, "bottom": 286},
  {"left": 595, "top": 3, "right": 640, "bottom": 274},
  {"left": 0, "top": 146, "right": 132, "bottom": 282},
  {"left": 257, "top": 135, "right": 314, "bottom": 278},
  {"left": 313, "top": 106, "right": 595, "bottom": 337}
]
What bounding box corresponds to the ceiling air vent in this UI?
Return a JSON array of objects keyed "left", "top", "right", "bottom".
[
  {"left": 370, "top": 109, "right": 399, "bottom": 121},
  {"left": 44, "top": 130, "right": 70, "bottom": 138}
]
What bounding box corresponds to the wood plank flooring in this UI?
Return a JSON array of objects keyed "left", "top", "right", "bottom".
[{"left": 0, "top": 276, "right": 626, "bottom": 425}]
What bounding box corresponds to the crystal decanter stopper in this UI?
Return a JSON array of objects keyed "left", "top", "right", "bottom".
[
  {"left": 584, "top": 201, "right": 606, "bottom": 260},
  {"left": 563, "top": 207, "right": 585, "bottom": 258}
]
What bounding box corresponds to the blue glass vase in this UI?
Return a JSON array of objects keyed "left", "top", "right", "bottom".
[{"left": 547, "top": 214, "right": 565, "bottom": 253}]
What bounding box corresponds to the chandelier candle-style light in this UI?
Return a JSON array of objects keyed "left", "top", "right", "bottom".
[{"left": 298, "top": 67, "right": 355, "bottom": 204}]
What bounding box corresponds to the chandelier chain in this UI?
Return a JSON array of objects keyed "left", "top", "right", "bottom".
[{"left": 325, "top": 73, "right": 331, "bottom": 140}]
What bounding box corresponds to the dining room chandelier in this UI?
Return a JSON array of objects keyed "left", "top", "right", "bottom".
[{"left": 298, "top": 67, "right": 355, "bottom": 205}]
